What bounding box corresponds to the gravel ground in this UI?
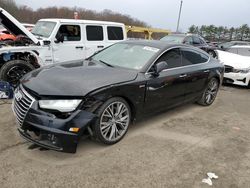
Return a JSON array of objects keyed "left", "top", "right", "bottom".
[{"left": 0, "top": 85, "right": 249, "bottom": 188}]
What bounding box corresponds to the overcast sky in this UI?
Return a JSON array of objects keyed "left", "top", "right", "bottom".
[{"left": 15, "top": 0, "right": 250, "bottom": 32}]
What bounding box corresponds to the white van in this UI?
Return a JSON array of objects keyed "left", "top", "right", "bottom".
[{"left": 0, "top": 8, "right": 126, "bottom": 86}]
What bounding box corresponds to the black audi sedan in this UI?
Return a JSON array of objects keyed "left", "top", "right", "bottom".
[
  {"left": 12, "top": 40, "right": 224, "bottom": 153},
  {"left": 161, "top": 34, "right": 218, "bottom": 58}
]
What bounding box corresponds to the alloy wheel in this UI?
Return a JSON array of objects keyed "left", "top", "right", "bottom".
[
  {"left": 205, "top": 79, "right": 219, "bottom": 104},
  {"left": 100, "top": 101, "right": 130, "bottom": 142}
]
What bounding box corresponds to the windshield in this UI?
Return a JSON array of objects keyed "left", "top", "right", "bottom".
[
  {"left": 32, "top": 21, "right": 56, "bottom": 38},
  {"left": 161, "top": 35, "right": 185, "bottom": 43},
  {"left": 91, "top": 43, "right": 159, "bottom": 70}
]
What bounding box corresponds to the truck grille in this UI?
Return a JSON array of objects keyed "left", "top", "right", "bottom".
[{"left": 12, "top": 86, "right": 34, "bottom": 126}]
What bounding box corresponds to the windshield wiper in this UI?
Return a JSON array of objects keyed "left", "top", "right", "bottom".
[{"left": 98, "top": 60, "right": 114, "bottom": 67}]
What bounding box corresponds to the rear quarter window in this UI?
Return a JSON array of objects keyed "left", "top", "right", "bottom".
[
  {"left": 107, "top": 26, "right": 124, "bottom": 40},
  {"left": 181, "top": 48, "right": 209, "bottom": 65}
]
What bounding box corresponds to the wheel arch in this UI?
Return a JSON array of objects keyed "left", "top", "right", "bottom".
[{"left": 0, "top": 51, "right": 41, "bottom": 70}]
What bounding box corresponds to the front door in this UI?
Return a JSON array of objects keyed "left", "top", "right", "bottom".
[
  {"left": 52, "top": 24, "right": 85, "bottom": 63},
  {"left": 144, "top": 48, "right": 188, "bottom": 112}
]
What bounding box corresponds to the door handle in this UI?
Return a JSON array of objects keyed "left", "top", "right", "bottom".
[
  {"left": 179, "top": 74, "right": 187, "bottom": 78},
  {"left": 75, "top": 46, "right": 84, "bottom": 49},
  {"left": 97, "top": 45, "right": 104, "bottom": 48},
  {"left": 204, "top": 70, "right": 210, "bottom": 73}
]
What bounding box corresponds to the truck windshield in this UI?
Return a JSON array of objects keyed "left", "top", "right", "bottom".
[{"left": 32, "top": 21, "right": 56, "bottom": 38}]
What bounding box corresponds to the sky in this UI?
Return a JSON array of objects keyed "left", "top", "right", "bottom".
[{"left": 15, "top": 0, "right": 250, "bottom": 32}]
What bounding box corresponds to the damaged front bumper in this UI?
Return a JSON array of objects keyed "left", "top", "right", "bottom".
[{"left": 14, "top": 99, "right": 96, "bottom": 153}]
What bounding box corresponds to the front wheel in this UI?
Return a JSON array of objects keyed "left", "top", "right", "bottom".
[
  {"left": 0, "top": 60, "right": 34, "bottom": 88},
  {"left": 197, "top": 78, "right": 219, "bottom": 106},
  {"left": 93, "top": 97, "right": 131, "bottom": 145}
]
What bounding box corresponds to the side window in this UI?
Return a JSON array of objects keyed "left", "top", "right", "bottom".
[
  {"left": 192, "top": 36, "right": 201, "bottom": 45},
  {"left": 227, "top": 48, "right": 238, "bottom": 54},
  {"left": 107, "top": 26, "right": 124, "bottom": 40},
  {"left": 86, "top": 25, "right": 104, "bottom": 41},
  {"left": 199, "top": 38, "right": 205, "bottom": 44},
  {"left": 183, "top": 37, "right": 193, "bottom": 44},
  {"left": 156, "top": 48, "right": 182, "bottom": 69},
  {"left": 181, "top": 48, "right": 209, "bottom": 65},
  {"left": 237, "top": 48, "right": 250, "bottom": 56},
  {"left": 57, "top": 25, "right": 81, "bottom": 41}
]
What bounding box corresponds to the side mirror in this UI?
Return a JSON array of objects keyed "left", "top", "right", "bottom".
[
  {"left": 153, "top": 61, "right": 168, "bottom": 76},
  {"left": 55, "top": 33, "right": 64, "bottom": 43}
]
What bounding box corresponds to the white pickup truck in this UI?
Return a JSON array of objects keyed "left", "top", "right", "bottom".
[{"left": 0, "top": 8, "right": 126, "bottom": 86}]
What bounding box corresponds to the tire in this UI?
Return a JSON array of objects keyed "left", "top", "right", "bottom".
[
  {"left": 0, "top": 60, "right": 34, "bottom": 87},
  {"left": 197, "top": 78, "right": 219, "bottom": 106},
  {"left": 93, "top": 97, "right": 131, "bottom": 145},
  {"left": 208, "top": 50, "right": 217, "bottom": 58}
]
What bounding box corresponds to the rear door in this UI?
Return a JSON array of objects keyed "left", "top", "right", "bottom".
[
  {"left": 180, "top": 48, "right": 210, "bottom": 100},
  {"left": 145, "top": 48, "right": 188, "bottom": 112},
  {"left": 52, "top": 24, "right": 84, "bottom": 63}
]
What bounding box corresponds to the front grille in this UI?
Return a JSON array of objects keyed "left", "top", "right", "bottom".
[
  {"left": 13, "top": 86, "right": 34, "bottom": 126},
  {"left": 224, "top": 65, "right": 234, "bottom": 73}
]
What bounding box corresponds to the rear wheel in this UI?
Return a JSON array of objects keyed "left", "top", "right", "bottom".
[
  {"left": 0, "top": 60, "right": 34, "bottom": 88},
  {"left": 197, "top": 78, "right": 219, "bottom": 106},
  {"left": 93, "top": 97, "right": 131, "bottom": 145}
]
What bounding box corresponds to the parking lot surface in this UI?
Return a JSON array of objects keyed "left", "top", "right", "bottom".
[{"left": 0, "top": 86, "right": 249, "bottom": 188}]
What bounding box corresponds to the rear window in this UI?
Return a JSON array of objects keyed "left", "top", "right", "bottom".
[
  {"left": 107, "top": 26, "right": 124, "bottom": 40},
  {"left": 86, "top": 25, "right": 103, "bottom": 41}
]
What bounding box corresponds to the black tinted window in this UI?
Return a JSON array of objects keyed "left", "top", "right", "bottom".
[
  {"left": 107, "top": 26, "right": 124, "bottom": 40},
  {"left": 181, "top": 48, "right": 209, "bottom": 65},
  {"left": 156, "top": 48, "right": 182, "bottom": 69},
  {"left": 57, "top": 25, "right": 81, "bottom": 41},
  {"left": 86, "top": 26, "right": 103, "bottom": 41}
]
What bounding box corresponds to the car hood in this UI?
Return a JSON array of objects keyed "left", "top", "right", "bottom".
[
  {"left": 0, "top": 8, "right": 39, "bottom": 44},
  {"left": 217, "top": 50, "right": 250, "bottom": 69},
  {"left": 21, "top": 61, "right": 138, "bottom": 97}
]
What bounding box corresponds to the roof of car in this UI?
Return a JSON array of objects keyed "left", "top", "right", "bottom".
[
  {"left": 121, "top": 39, "right": 195, "bottom": 50},
  {"left": 38, "top": 19, "right": 124, "bottom": 26}
]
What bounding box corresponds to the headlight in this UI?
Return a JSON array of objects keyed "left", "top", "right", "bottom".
[
  {"left": 39, "top": 100, "right": 82, "bottom": 112},
  {"left": 233, "top": 68, "right": 250, "bottom": 74}
]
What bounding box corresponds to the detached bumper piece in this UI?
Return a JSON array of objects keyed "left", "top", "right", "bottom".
[{"left": 18, "top": 124, "right": 78, "bottom": 153}]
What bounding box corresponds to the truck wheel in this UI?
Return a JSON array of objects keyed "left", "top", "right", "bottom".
[{"left": 0, "top": 60, "right": 34, "bottom": 87}]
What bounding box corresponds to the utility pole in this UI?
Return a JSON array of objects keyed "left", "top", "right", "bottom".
[{"left": 176, "top": 0, "right": 183, "bottom": 33}]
